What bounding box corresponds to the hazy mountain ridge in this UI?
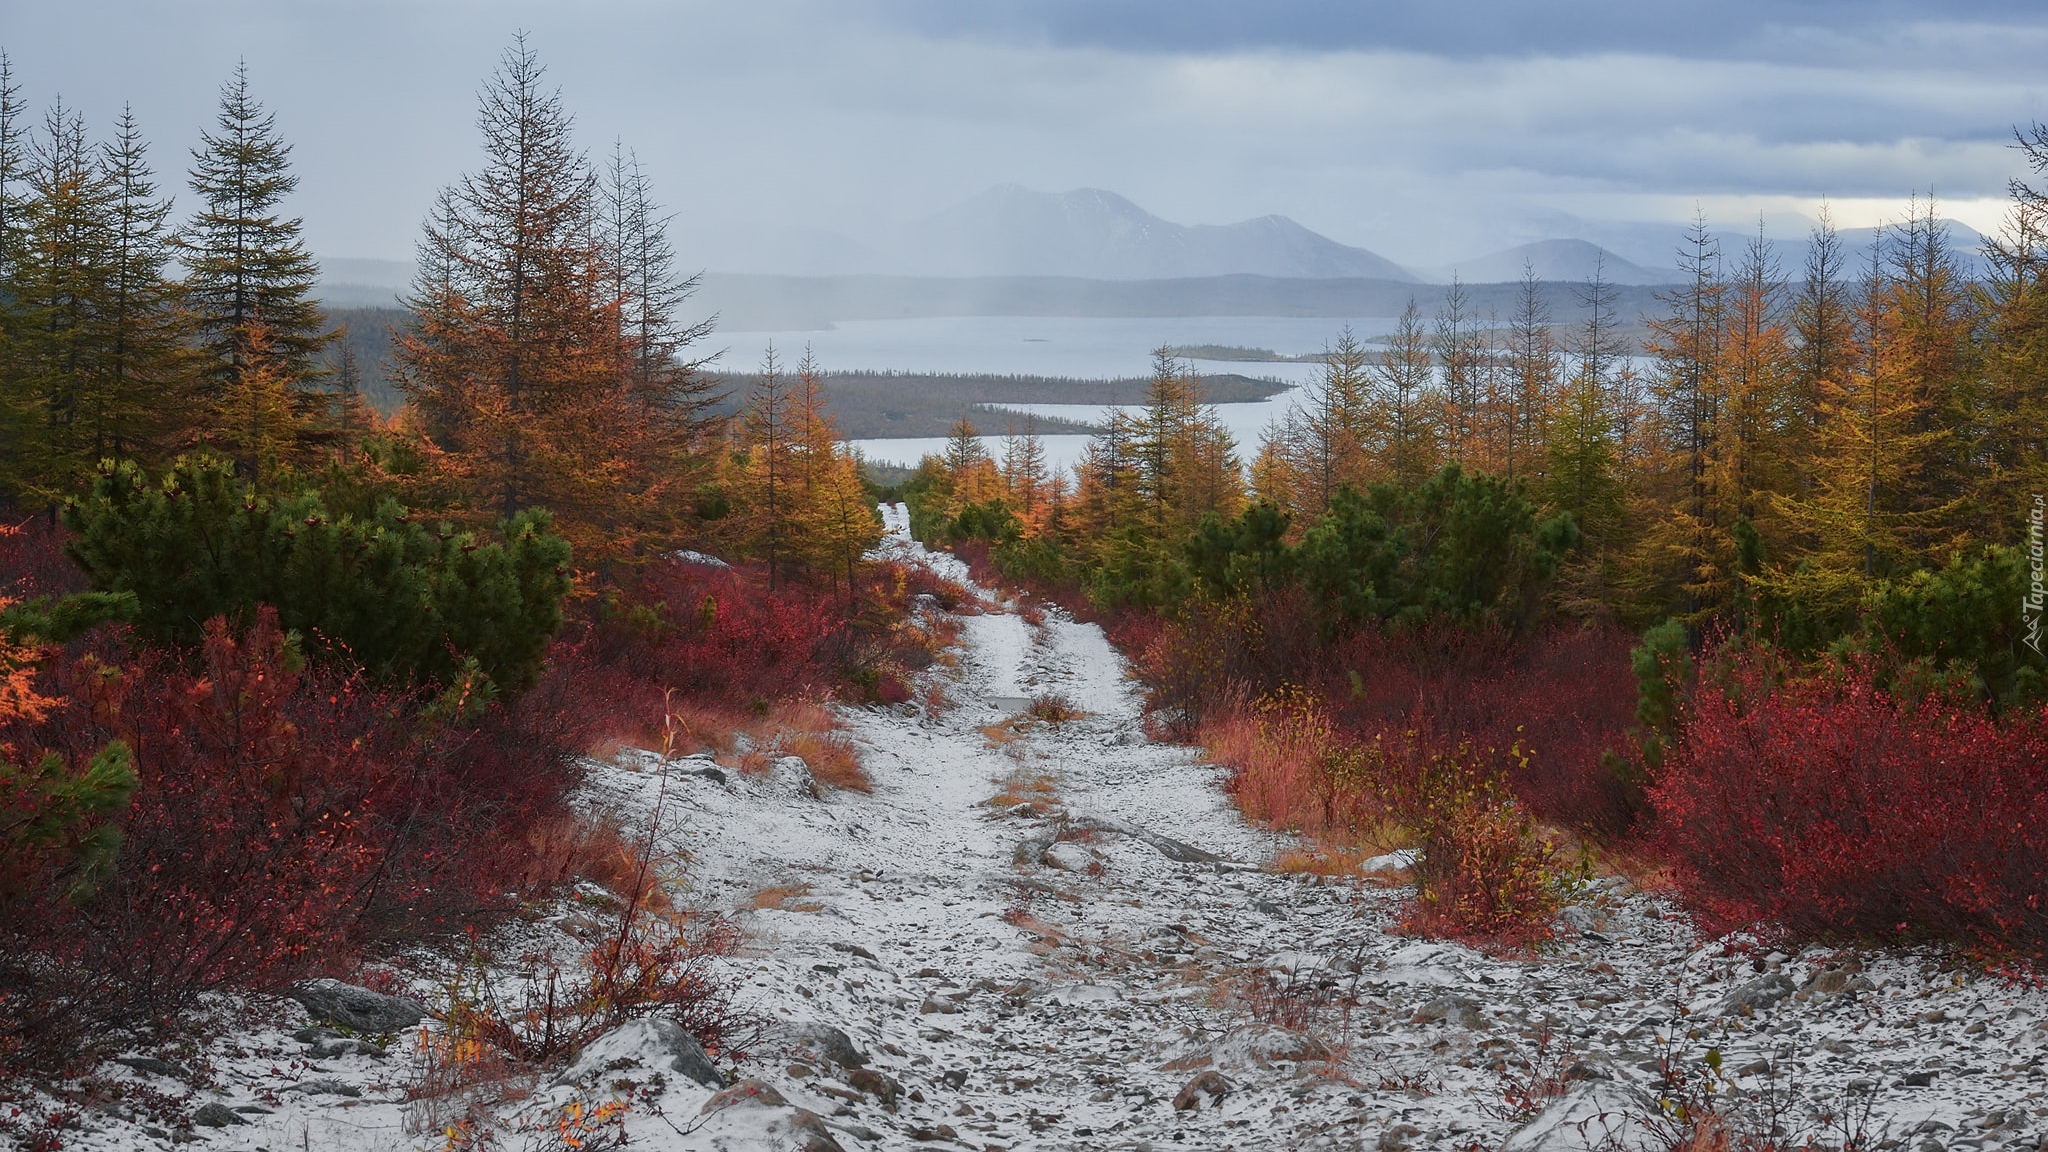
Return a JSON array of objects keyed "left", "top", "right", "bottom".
[
  {"left": 895, "top": 185, "right": 1420, "bottom": 281},
  {"left": 312, "top": 188, "right": 2000, "bottom": 304}
]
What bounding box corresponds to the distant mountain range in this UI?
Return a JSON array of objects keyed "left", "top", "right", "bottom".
[
  {"left": 314, "top": 186, "right": 1997, "bottom": 304},
  {"left": 894, "top": 185, "right": 1419, "bottom": 281}
]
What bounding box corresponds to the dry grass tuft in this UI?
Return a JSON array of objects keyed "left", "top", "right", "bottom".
[
  {"left": 1025, "top": 693, "right": 1084, "bottom": 724},
  {"left": 987, "top": 768, "right": 1061, "bottom": 810},
  {"left": 750, "top": 883, "right": 822, "bottom": 912}
]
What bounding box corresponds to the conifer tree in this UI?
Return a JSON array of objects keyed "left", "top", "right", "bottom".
[
  {"left": 0, "top": 50, "right": 24, "bottom": 280},
  {"left": 735, "top": 344, "right": 795, "bottom": 585},
  {"left": 1433, "top": 276, "right": 1484, "bottom": 468},
  {"left": 399, "top": 38, "right": 709, "bottom": 571},
  {"left": 1977, "top": 144, "right": 2048, "bottom": 543},
  {"left": 1503, "top": 262, "right": 1558, "bottom": 483},
  {"left": 1372, "top": 301, "right": 1440, "bottom": 486},
  {"left": 95, "top": 106, "right": 197, "bottom": 465},
  {"left": 182, "top": 60, "right": 332, "bottom": 463},
  {"left": 1640, "top": 217, "right": 1728, "bottom": 618}
]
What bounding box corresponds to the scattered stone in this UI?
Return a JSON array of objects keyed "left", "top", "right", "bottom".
[
  {"left": 790, "top": 1109, "right": 847, "bottom": 1152},
  {"left": 191, "top": 1104, "right": 248, "bottom": 1128},
  {"left": 309, "top": 1036, "right": 387, "bottom": 1059},
  {"left": 1380, "top": 1123, "right": 1424, "bottom": 1151},
  {"left": 785, "top": 1022, "right": 868, "bottom": 1070},
  {"left": 1413, "top": 995, "right": 1487, "bottom": 1029},
  {"left": 286, "top": 978, "right": 426, "bottom": 1033},
  {"left": 772, "top": 755, "right": 821, "bottom": 798},
  {"left": 1500, "top": 1080, "right": 1657, "bottom": 1152},
  {"left": 1559, "top": 905, "right": 1602, "bottom": 934},
  {"left": 847, "top": 1068, "right": 901, "bottom": 1111},
  {"left": 556, "top": 1019, "right": 725, "bottom": 1088},
  {"left": 701, "top": 1079, "right": 789, "bottom": 1113},
  {"left": 1717, "top": 972, "right": 1795, "bottom": 1017},
  {"left": 1043, "top": 840, "right": 1096, "bottom": 872},
  {"left": 1173, "top": 1069, "right": 1231, "bottom": 1111}
]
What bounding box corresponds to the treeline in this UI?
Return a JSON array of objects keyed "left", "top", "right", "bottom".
[
  {"left": 910, "top": 194, "right": 2048, "bottom": 706},
  {"left": 0, "top": 42, "right": 877, "bottom": 582}
]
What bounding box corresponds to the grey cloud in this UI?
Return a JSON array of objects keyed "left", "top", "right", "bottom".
[{"left": 0, "top": 0, "right": 2036, "bottom": 267}]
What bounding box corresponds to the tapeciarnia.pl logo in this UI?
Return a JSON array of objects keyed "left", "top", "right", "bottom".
[{"left": 2028, "top": 494, "right": 2045, "bottom": 657}]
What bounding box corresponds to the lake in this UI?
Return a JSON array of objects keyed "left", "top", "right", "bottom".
[{"left": 716, "top": 315, "right": 1399, "bottom": 472}]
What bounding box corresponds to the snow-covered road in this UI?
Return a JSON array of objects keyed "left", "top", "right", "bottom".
[{"left": 64, "top": 506, "right": 2048, "bottom": 1151}]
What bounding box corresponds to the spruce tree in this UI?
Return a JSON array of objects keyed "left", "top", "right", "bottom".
[
  {"left": 96, "top": 106, "right": 197, "bottom": 466},
  {"left": 182, "top": 62, "right": 332, "bottom": 482}
]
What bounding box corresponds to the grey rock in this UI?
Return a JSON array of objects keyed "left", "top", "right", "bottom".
[
  {"left": 1069, "top": 815, "right": 1226, "bottom": 864},
  {"left": 1381, "top": 1124, "right": 1424, "bottom": 1152},
  {"left": 786, "top": 1022, "right": 867, "bottom": 1070},
  {"left": 1717, "top": 972, "right": 1795, "bottom": 1017},
  {"left": 847, "top": 1068, "right": 901, "bottom": 1111},
  {"left": 1500, "top": 1081, "right": 1658, "bottom": 1152},
  {"left": 191, "top": 1104, "right": 248, "bottom": 1128},
  {"left": 286, "top": 978, "right": 426, "bottom": 1033},
  {"left": 1413, "top": 995, "right": 1487, "bottom": 1029},
  {"left": 701, "top": 1079, "right": 789, "bottom": 1113},
  {"left": 790, "top": 1109, "right": 846, "bottom": 1152},
  {"left": 309, "top": 1037, "right": 387, "bottom": 1060},
  {"left": 1173, "top": 1069, "right": 1231, "bottom": 1111},
  {"left": 556, "top": 1018, "right": 725, "bottom": 1089}
]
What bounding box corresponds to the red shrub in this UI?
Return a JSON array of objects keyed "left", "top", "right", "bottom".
[
  {"left": 1651, "top": 652, "right": 2048, "bottom": 958},
  {"left": 0, "top": 610, "right": 592, "bottom": 1067},
  {"left": 0, "top": 514, "right": 84, "bottom": 602},
  {"left": 1125, "top": 593, "right": 1639, "bottom": 839}
]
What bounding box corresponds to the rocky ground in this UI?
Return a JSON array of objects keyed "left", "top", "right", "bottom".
[{"left": 34, "top": 507, "right": 2048, "bottom": 1151}]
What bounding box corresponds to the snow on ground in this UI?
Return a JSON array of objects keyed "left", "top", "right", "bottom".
[{"left": 48, "top": 506, "right": 2048, "bottom": 1151}]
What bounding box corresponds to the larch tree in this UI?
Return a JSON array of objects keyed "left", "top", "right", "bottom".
[
  {"left": 1975, "top": 132, "right": 2048, "bottom": 543},
  {"left": 399, "top": 37, "right": 707, "bottom": 572},
  {"left": 1433, "top": 276, "right": 1485, "bottom": 468},
  {"left": 1503, "top": 262, "right": 1558, "bottom": 484},
  {"left": 1641, "top": 217, "right": 1728, "bottom": 619},
  {"left": 1372, "top": 300, "right": 1440, "bottom": 487}
]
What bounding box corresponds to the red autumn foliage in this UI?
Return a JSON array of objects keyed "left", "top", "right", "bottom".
[
  {"left": 0, "top": 514, "right": 84, "bottom": 603},
  {"left": 0, "top": 609, "right": 593, "bottom": 1069},
  {"left": 1120, "top": 592, "right": 1639, "bottom": 840},
  {"left": 1650, "top": 652, "right": 2048, "bottom": 959},
  {"left": 577, "top": 553, "right": 964, "bottom": 718}
]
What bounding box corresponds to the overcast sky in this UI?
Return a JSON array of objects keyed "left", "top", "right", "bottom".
[{"left": 3, "top": 0, "right": 2044, "bottom": 267}]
